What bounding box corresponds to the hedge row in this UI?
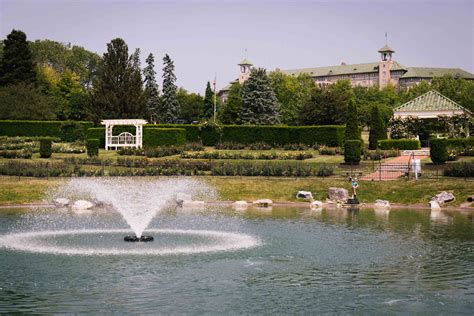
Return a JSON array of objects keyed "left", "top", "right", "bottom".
[
  {"left": 378, "top": 139, "right": 421, "bottom": 150},
  {"left": 143, "top": 128, "right": 186, "bottom": 147},
  {"left": 0, "top": 121, "right": 93, "bottom": 141}
]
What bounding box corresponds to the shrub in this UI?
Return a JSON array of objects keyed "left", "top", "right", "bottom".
[
  {"left": 443, "top": 163, "right": 474, "bottom": 177},
  {"left": 143, "top": 128, "right": 186, "bottom": 147},
  {"left": 317, "top": 164, "right": 334, "bottom": 177},
  {"left": 430, "top": 139, "right": 448, "bottom": 164},
  {"left": 248, "top": 142, "right": 273, "bottom": 150},
  {"left": 319, "top": 147, "right": 341, "bottom": 155},
  {"left": 283, "top": 143, "right": 311, "bottom": 151},
  {"left": 118, "top": 148, "right": 146, "bottom": 156},
  {"left": 378, "top": 139, "right": 421, "bottom": 150},
  {"left": 52, "top": 143, "right": 85, "bottom": 154},
  {"left": 0, "top": 150, "right": 32, "bottom": 159},
  {"left": 0, "top": 120, "right": 92, "bottom": 140},
  {"left": 215, "top": 142, "right": 246, "bottom": 150},
  {"left": 344, "top": 140, "right": 361, "bottom": 165},
  {"left": 144, "top": 146, "right": 183, "bottom": 158},
  {"left": 363, "top": 149, "right": 399, "bottom": 161},
  {"left": 183, "top": 142, "right": 204, "bottom": 151},
  {"left": 39, "top": 138, "right": 52, "bottom": 158},
  {"left": 86, "top": 139, "right": 99, "bottom": 157}
]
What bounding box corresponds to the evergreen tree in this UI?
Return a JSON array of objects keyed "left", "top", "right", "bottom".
[
  {"left": 91, "top": 38, "right": 144, "bottom": 121},
  {"left": 0, "top": 29, "right": 36, "bottom": 85},
  {"left": 203, "top": 81, "right": 214, "bottom": 120},
  {"left": 143, "top": 53, "right": 160, "bottom": 122},
  {"left": 368, "top": 105, "right": 387, "bottom": 149},
  {"left": 239, "top": 68, "right": 280, "bottom": 125},
  {"left": 160, "top": 54, "right": 179, "bottom": 123},
  {"left": 345, "top": 98, "right": 360, "bottom": 140},
  {"left": 219, "top": 82, "right": 242, "bottom": 124}
]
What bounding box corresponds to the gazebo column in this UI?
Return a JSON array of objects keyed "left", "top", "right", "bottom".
[{"left": 105, "top": 124, "right": 114, "bottom": 150}]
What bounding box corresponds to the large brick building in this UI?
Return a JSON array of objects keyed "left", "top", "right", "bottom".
[{"left": 218, "top": 44, "right": 474, "bottom": 102}]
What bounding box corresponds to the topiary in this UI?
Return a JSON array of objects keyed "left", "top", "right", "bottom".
[
  {"left": 368, "top": 105, "right": 387, "bottom": 149},
  {"left": 39, "top": 138, "right": 52, "bottom": 158},
  {"left": 86, "top": 139, "right": 100, "bottom": 157},
  {"left": 430, "top": 139, "right": 448, "bottom": 164},
  {"left": 344, "top": 140, "right": 362, "bottom": 165}
]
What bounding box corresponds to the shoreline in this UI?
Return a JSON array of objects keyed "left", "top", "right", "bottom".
[{"left": 1, "top": 201, "right": 472, "bottom": 211}]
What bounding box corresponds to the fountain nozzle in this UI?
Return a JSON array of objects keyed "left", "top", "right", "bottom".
[{"left": 124, "top": 235, "right": 154, "bottom": 242}]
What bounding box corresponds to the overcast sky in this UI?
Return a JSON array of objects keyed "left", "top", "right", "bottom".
[{"left": 1, "top": 0, "right": 473, "bottom": 93}]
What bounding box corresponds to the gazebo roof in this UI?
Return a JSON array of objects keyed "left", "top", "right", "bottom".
[
  {"left": 101, "top": 119, "right": 148, "bottom": 125},
  {"left": 394, "top": 90, "right": 472, "bottom": 114}
]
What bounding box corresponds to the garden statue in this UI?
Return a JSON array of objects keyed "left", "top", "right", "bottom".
[{"left": 347, "top": 177, "right": 359, "bottom": 205}]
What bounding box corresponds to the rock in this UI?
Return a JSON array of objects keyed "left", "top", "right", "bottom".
[
  {"left": 431, "top": 191, "right": 455, "bottom": 205},
  {"left": 71, "top": 200, "right": 94, "bottom": 212},
  {"left": 53, "top": 198, "right": 70, "bottom": 207},
  {"left": 176, "top": 193, "right": 192, "bottom": 206},
  {"left": 182, "top": 200, "right": 205, "bottom": 209},
  {"left": 232, "top": 201, "right": 249, "bottom": 210},
  {"left": 310, "top": 200, "right": 323, "bottom": 209},
  {"left": 253, "top": 199, "right": 273, "bottom": 207},
  {"left": 328, "top": 187, "right": 349, "bottom": 202},
  {"left": 296, "top": 191, "right": 313, "bottom": 200},
  {"left": 374, "top": 199, "right": 390, "bottom": 209},
  {"left": 429, "top": 200, "right": 441, "bottom": 210}
]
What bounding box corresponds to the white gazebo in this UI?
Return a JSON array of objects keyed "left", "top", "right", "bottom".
[{"left": 101, "top": 119, "right": 147, "bottom": 150}]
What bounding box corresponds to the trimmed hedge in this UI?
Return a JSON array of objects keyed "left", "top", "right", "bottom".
[
  {"left": 143, "top": 128, "right": 186, "bottom": 147},
  {"left": 344, "top": 140, "right": 362, "bottom": 165},
  {"left": 86, "top": 139, "right": 99, "bottom": 157},
  {"left": 0, "top": 120, "right": 93, "bottom": 140},
  {"left": 430, "top": 138, "right": 474, "bottom": 164},
  {"left": 220, "top": 125, "right": 344, "bottom": 146},
  {"left": 39, "top": 138, "right": 52, "bottom": 158},
  {"left": 378, "top": 139, "right": 421, "bottom": 150}
]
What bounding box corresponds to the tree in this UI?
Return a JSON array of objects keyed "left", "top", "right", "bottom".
[
  {"left": 368, "top": 105, "right": 387, "bottom": 149},
  {"left": 239, "top": 68, "right": 280, "bottom": 125},
  {"left": 91, "top": 38, "right": 144, "bottom": 122},
  {"left": 177, "top": 88, "right": 204, "bottom": 123},
  {"left": 299, "top": 80, "right": 353, "bottom": 125},
  {"left": 143, "top": 53, "right": 161, "bottom": 122},
  {"left": 219, "top": 82, "right": 242, "bottom": 124},
  {"left": 269, "top": 72, "right": 314, "bottom": 125},
  {"left": 0, "top": 83, "right": 55, "bottom": 120},
  {"left": 0, "top": 29, "right": 36, "bottom": 86},
  {"left": 345, "top": 97, "right": 360, "bottom": 140},
  {"left": 203, "top": 81, "right": 214, "bottom": 120},
  {"left": 160, "top": 54, "right": 179, "bottom": 123}
]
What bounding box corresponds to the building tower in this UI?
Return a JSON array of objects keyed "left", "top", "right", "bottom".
[
  {"left": 238, "top": 59, "right": 253, "bottom": 85},
  {"left": 378, "top": 44, "right": 394, "bottom": 88}
]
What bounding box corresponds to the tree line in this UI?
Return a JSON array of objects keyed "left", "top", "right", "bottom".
[{"left": 1, "top": 29, "right": 473, "bottom": 130}]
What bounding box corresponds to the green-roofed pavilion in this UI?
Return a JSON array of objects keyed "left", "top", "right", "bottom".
[{"left": 393, "top": 90, "right": 472, "bottom": 119}]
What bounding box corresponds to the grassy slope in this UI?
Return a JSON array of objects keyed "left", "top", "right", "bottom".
[{"left": 0, "top": 177, "right": 64, "bottom": 205}]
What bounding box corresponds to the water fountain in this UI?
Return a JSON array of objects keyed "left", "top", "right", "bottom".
[{"left": 0, "top": 178, "right": 260, "bottom": 256}]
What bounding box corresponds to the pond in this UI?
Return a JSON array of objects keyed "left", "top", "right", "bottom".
[{"left": 0, "top": 206, "right": 473, "bottom": 313}]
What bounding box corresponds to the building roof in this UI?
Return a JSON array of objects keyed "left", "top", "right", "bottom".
[
  {"left": 281, "top": 61, "right": 406, "bottom": 77},
  {"left": 400, "top": 67, "right": 474, "bottom": 79},
  {"left": 378, "top": 44, "right": 395, "bottom": 53},
  {"left": 394, "top": 90, "right": 472, "bottom": 114},
  {"left": 238, "top": 59, "right": 253, "bottom": 66}
]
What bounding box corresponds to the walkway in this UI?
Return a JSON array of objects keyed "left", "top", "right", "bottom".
[{"left": 361, "top": 153, "right": 428, "bottom": 181}]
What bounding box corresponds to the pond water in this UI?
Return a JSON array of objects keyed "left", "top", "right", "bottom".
[{"left": 0, "top": 206, "right": 473, "bottom": 313}]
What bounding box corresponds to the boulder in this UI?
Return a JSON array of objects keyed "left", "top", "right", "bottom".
[
  {"left": 296, "top": 191, "right": 313, "bottom": 200},
  {"left": 53, "top": 198, "right": 70, "bottom": 207},
  {"left": 253, "top": 199, "right": 273, "bottom": 207},
  {"left": 431, "top": 191, "right": 455, "bottom": 205},
  {"left": 310, "top": 200, "right": 323, "bottom": 209},
  {"left": 232, "top": 201, "right": 249, "bottom": 210},
  {"left": 374, "top": 199, "right": 390, "bottom": 209},
  {"left": 328, "top": 187, "right": 349, "bottom": 202},
  {"left": 71, "top": 200, "right": 94, "bottom": 211},
  {"left": 429, "top": 200, "right": 441, "bottom": 210},
  {"left": 182, "top": 200, "right": 205, "bottom": 209}
]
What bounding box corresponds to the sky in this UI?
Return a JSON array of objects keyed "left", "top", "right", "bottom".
[{"left": 1, "top": 0, "right": 473, "bottom": 94}]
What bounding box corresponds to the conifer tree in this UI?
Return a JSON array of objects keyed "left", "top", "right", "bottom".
[
  {"left": 368, "top": 105, "right": 387, "bottom": 149},
  {"left": 0, "top": 29, "right": 36, "bottom": 85},
  {"left": 91, "top": 38, "right": 144, "bottom": 121},
  {"left": 143, "top": 53, "right": 160, "bottom": 122},
  {"left": 239, "top": 68, "right": 280, "bottom": 125},
  {"left": 345, "top": 97, "right": 360, "bottom": 140},
  {"left": 161, "top": 54, "right": 179, "bottom": 123},
  {"left": 203, "top": 81, "right": 214, "bottom": 120}
]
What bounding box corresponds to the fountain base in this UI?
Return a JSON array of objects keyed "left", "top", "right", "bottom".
[{"left": 124, "top": 235, "right": 154, "bottom": 242}]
